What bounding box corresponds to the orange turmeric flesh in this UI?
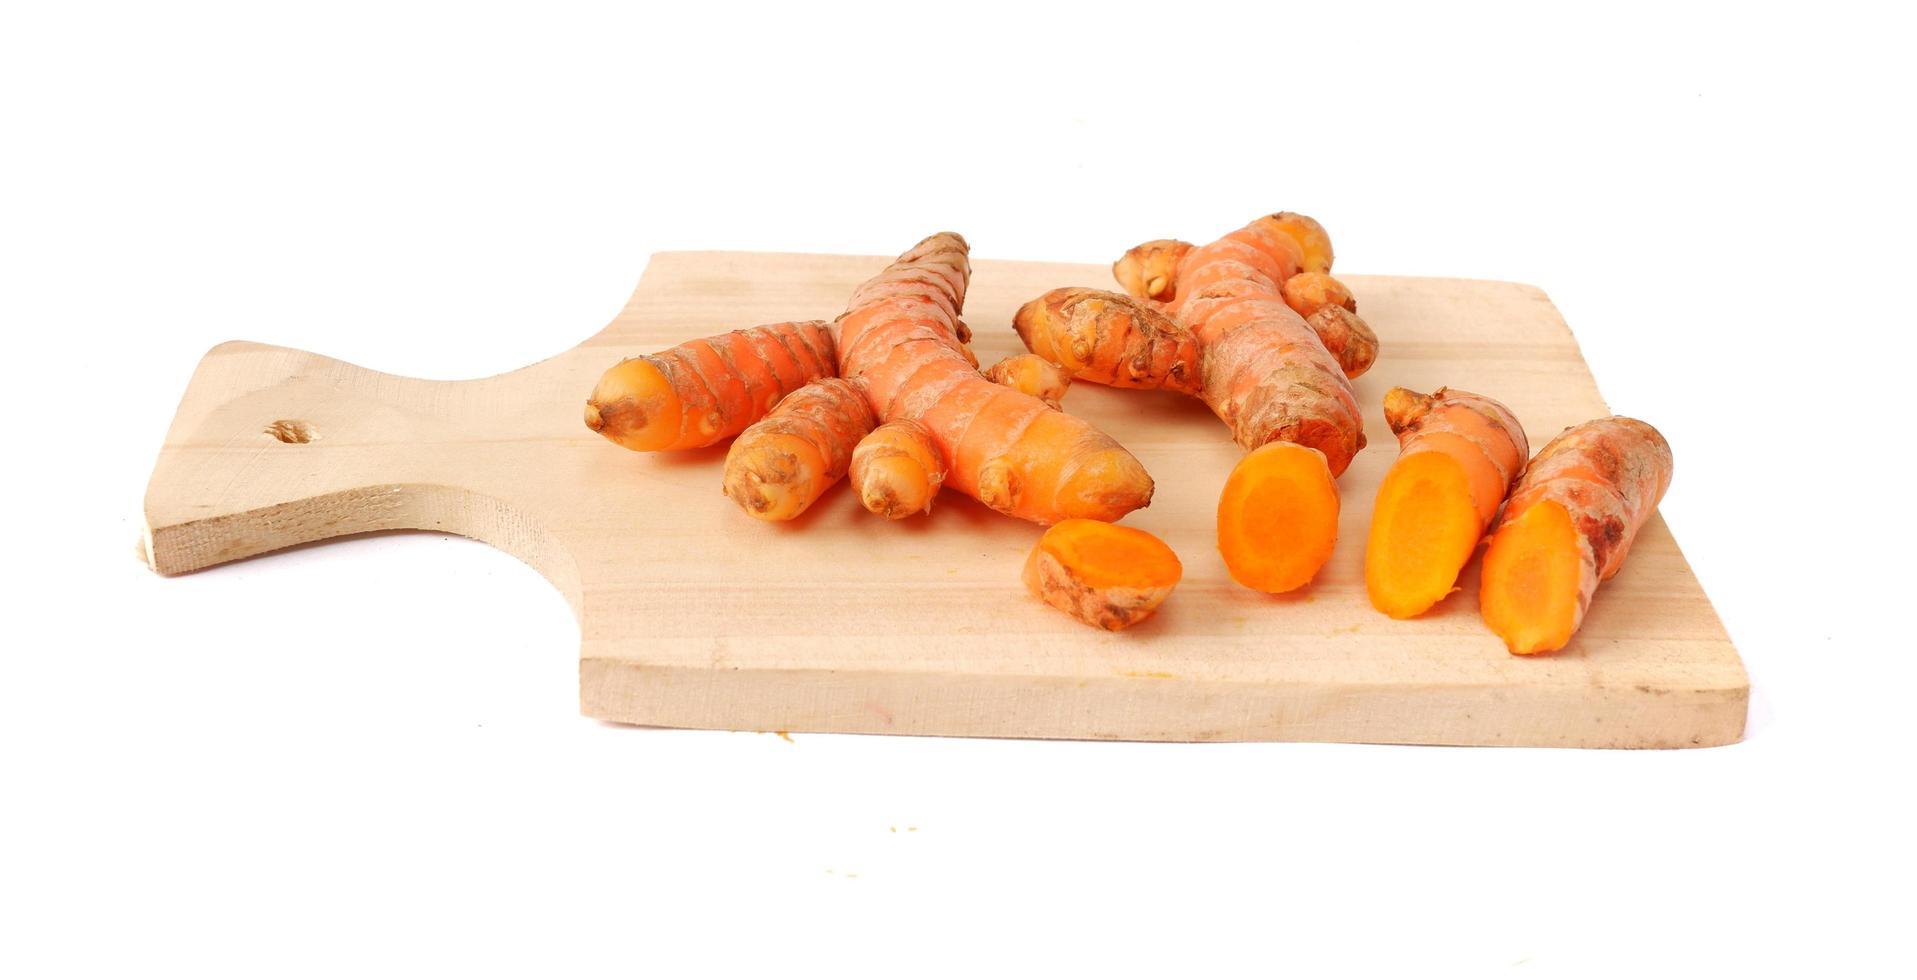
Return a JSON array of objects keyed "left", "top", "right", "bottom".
[
  {"left": 1366, "top": 452, "right": 1484, "bottom": 618},
  {"left": 1023, "top": 519, "right": 1183, "bottom": 630},
  {"left": 1216, "top": 442, "right": 1340, "bottom": 593},
  {"left": 1017, "top": 213, "right": 1377, "bottom": 593},
  {"left": 1479, "top": 417, "right": 1673, "bottom": 654},
  {"left": 584, "top": 320, "right": 837, "bottom": 451},
  {"left": 1479, "top": 500, "right": 1584, "bottom": 654},
  {"left": 1365, "top": 387, "right": 1530, "bottom": 619}
]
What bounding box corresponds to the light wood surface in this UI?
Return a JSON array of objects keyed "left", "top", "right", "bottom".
[{"left": 142, "top": 251, "right": 1747, "bottom": 748}]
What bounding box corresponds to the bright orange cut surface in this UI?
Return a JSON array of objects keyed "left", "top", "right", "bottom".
[
  {"left": 1366, "top": 451, "right": 1482, "bottom": 619},
  {"left": 1480, "top": 500, "right": 1583, "bottom": 654},
  {"left": 1216, "top": 443, "right": 1339, "bottom": 593},
  {"left": 1040, "top": 519, "right": 1182, "bottom": 590}
]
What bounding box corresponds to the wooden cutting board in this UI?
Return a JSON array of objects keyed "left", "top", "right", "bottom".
[{"left": 143, "top": 250, "right": 1747, "bottom": 748}]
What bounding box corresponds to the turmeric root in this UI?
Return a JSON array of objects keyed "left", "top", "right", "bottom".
[
  {"left": 1217, "top": 442, "right": 1340, "bottom": 593},
  {"left": 1023, "top": 519, "right": 1182, "bottom": 630},
  {"left": 850, "top": 419, "right": 945, "bottom": 519},
  {"left": 584, "top": 320, "right": 838, "bottom": 451},
  {"left": 721, "top": 378, "right": 874, "bottom": 521},
  {"left": 1016, "top": 213, "right": 1370, "bottom": 591},
  {"left": 984, "top": 354, "right": 1074, "bottom": 409},
  {"left": 1013, "top": 288, "right": 1200, "bottom": 394},
  {"left": 1479, "top": 417, "right": 1673, "bottom": 654},
  {"left": 837, "top": 233, "right": 1154, "bottom": 524},
  {"left": 1366, "top": 387, "right": 1529, "bottom": 619}
]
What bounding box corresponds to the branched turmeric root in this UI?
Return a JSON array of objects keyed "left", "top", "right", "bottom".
[
  {"left": 722, "top": 378, "right": 874, "bottom": 521},
  {"left": 585, "top": 320, "right": 837, "bottom": 451},
  {"left": 984, "top": 354, "right": 1075, "bottom": 409},
  {"left": 1023, "top": 519, "right": 1182, "bottom": 631},
  {"left": 1366, "top": 387, "right": 1529, "bottom": 619},
  {"left": 1480, "top": 417, "right": 1673, "bottom": 654},
  {"left": 837, "top": 233, "right": 1153, "bottom": 524},
  {"left": 1017, "top": 213, "right": 1372, "bottom": 592},
  {"left": 850, "top": 419, "right": 945, "bottom": 519}
]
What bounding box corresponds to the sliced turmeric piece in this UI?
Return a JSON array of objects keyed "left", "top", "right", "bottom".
[
  {"left": 1366, "top": 387, "right": 1530, "bottom": 619},
  {"left": 850, "top": 418, "right": 945, "bottom": 519},
  {"left": 983, "top": 353, "right": 1075, "bottom": 409},
  {"left": 721, "top": 378, "right": 874, "bottom": 521},
  {"left": 584, "top": 320, "right": 837, "bottom": 451},
  {"left": 1023, "top": 519, "right": 1182, "bottom": 631},
  {"left": 1480, "top": 417, "right": 1673, "bottom": 654},
  {"left": 1216, "top": 442, "right": 1340, "bottom": 594}
]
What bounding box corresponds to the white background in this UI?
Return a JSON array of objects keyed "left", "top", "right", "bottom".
[{"left": 4, "top": 1, "right": 1913, "bottom": 976}]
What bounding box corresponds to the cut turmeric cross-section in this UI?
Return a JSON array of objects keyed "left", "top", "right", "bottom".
[
  {"left": 1365, "top": 387, "right": 1530, "bottom": 619},
  {"left": 1479, "top": 417, "right": 1673, "bottom": 654},
  {"left": 1216, "top": 442, "right": 1341, "bottom": 594},
  {"left": 1023, "top": 519, "right": 1183, "bottom": 631}
]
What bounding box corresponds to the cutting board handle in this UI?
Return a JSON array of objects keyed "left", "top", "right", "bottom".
[{"left": 142, "top": 340, "right": 488, "bottom": 575}]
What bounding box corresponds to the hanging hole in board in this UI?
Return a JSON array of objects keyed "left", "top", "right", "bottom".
[{"left": 264, "top": 419, "right": 316, "bottom": 444}]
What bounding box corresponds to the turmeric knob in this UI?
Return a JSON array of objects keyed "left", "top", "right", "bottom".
[
  {"left": 850, "top": 419, "right": 945, "bottom": 519},
  {"left": 984, "top": 354, "right": 1074, "bottom": 409},
  {"left": 1024, "top": 519, "right": 1183, "bottom": 631},
  {"left": 1261, "top": 212, "right": 1335, "bottom": 274},
  {"left": 722, "top": 378, "right": 874, "bottom": 521},
  {"left": 1280, "top": 272, "right": 1357, "bottom": 319},
  {"left": 1112, "top": 239, "right": 1194, "bottom": 301}
]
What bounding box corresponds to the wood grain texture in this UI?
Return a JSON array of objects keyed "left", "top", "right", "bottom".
[{"left": 142, "top": 251, "right": 1747, "bottom": 748}]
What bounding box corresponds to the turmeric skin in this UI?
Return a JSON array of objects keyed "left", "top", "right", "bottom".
[
  {"left": 1480, "top": 417, "right": 1673, "bottom": 654},
  {"left": 1023, "top": 519, "right": 1182, "bottom": 630},
  {"left": 721, "top": 378, "right": 874, "bottom": 521},
  {"left": 584, "top": 320, "right": 837, "bottom": 451},
  {"left": 1112, "top": 239, "right": 1194, "bottom": 302},
  {"left": 1365, "top": 387, "right": 1529, "bottom": 619},
  {"left": 1013, "top": 288, "right": 1200, "bottom": 394},
  {"left": 850, "top": 419, "right": 945, "bottom": 519},
  {"left": 984, "top": 354, "right": 1074, "bottom": 409},
  {"left": 1016, "top": 213, "right": 1371, "bottom": 592},
  {"left": 837, "top": 233, "right": 1153, "bottom": 525},
  {"left": 1279, "top": 272, "right": 1356, "bottom": 319}
]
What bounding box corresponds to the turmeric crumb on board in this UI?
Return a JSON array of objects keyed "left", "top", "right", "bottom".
[{"left": 774, "top": 731, "right": 793, "bottom": 743}]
